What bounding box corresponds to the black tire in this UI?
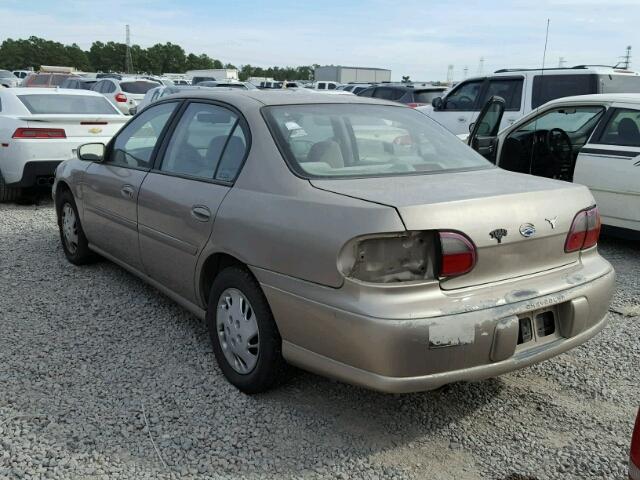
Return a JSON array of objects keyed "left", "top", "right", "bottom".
[
  {"left": 56, "top": 189, "right": 95, "bottom": 265},
  {"left": 0, "top": 170, "right": 20, "bottom": 203},
  {"left": 206, "top": 266, "right": 287, "bottom": 394}
]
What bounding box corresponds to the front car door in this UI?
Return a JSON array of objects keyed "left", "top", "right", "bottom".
[
  {"left": 574, "top": 105, "right": 640, "bottom": 232},
  {"left": 81, "top": 102, "right": 179, "bottom": 270},
  {"left": 137, "top": 101, "right": 249, "bottom": 303},
  {"left": 468, "top": 96, "right": 505, "bottom": 163},
  {"left": 430, "top": 78, "right": 486, "bottom": 135},
  {"left": 479, "top": 76, "right": 524, "bottom": 130}
]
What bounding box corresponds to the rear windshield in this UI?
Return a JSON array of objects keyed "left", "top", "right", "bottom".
[
  {"left": 18, "top": 94, "right": 118, "bottom": 114},
  {"left": 121, "top": 81, "right": 158, "bottom": 94},
  {"left": 264, "top": 104, "right": 491, "bottom": 178},
  {"left": 50, "top": 75, "right": 69, "bottom": 86},
  {"left": 0, "top": 70, "right": 14, "bottom": 78},
  {"left": 414, "top": 90, "right": 445, "bottom": 103}
]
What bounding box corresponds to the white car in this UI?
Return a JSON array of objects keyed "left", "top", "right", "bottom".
[
  {"left": 0, "top": 88, "right": 128, "bottom": 201},
  {"left": 312, "top": 81, "right": 340, "bottom": 90},
  {"left": 467, "top": 93, "right": 640, "bottom": 234},
  {"left": 0, "top": 70, "right": 21, "bottom": 88},
  {"left": 91, "top": 78, "right": 160, "bottom": 115},
  {"left": 420, "top": 65, "right": 640, "bottom": 135}
]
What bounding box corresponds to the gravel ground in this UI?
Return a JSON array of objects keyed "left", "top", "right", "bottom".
[{"left": 0, "top": 201, "right": 638, "bottom": 480}]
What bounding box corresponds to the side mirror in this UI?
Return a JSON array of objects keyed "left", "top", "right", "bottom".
[
  {"left": 78, "top": 143, "right": 105, "bottom": 162},
  {"left": 468, "top": 122, "right": 476, "bottom": 133},
  {"left": 432, "top": 96, "right": 443, "bottom": 110}
]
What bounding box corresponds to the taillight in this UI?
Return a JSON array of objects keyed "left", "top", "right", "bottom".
[
  {"left": 565, "top": 206, "right": 600, "bottom": 253},
  {"left": 12, "top": 128, "right": 66, "bottom": 139},
  {"left": 439, "top": 231, "right": 477, "bottom": 278},
  {"left": 631, "top": 409, "right": 640, "bottom": 480},
  {"left": 115, "top": 93, "right": 127, "bottom": 102},
  {"left": 406, "top": 102, "right": 427, "bottom": 108}
]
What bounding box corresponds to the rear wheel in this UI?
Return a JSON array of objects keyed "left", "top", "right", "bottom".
[
  {"left": 0, "top": 170, "right": 20, "bottom": 203},
  {"left": 206, "top": 266, "right": 286, "bottom": 394},
  {"left": 56, "top": 189, "right": 95, "bottom": 265}
]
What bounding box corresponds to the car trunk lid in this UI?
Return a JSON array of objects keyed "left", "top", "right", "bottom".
[
  {"left": 311, "top": 168, "right": 596, "bottom": 290},
  {"left": 21, "top": 115, "right": 128, "bottom": 138}
]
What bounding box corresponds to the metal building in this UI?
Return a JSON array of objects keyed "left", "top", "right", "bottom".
[{"left": 314, "top": 66, "right": 391, "bottom": 83}]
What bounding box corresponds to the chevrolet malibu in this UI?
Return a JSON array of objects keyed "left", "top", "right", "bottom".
[{"left": 52, "top": 90, "right": 615, "bottom": 394}]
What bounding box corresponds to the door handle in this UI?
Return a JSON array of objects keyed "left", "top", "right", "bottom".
[
  {"left": 457, "top": 117, "right": 466, "bottom": 122},
  {"left": 191, "top": 205, "right": 211, "bottom": 222},
  {"left": 120, "top": 185, "right": 135, "bottom": 199}
]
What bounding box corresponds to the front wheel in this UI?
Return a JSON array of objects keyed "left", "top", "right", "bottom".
[
  {"left": 56, "top": 190, "right": 95, "bottom": 265},
  {"left": 206, "top": 267, "right": 286, "bottom": 394}
]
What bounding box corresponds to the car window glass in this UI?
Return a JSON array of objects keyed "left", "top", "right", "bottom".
[
  {"left": 518, "top": 106, "right": 604, "bottom": 133},
  {"left": 531, "top": 74, "right": 597, "bottom": 109},
  {"left": 110, "top": 102, "right": 177, "bottom": 169},
  {"left": 597, "top": 108, "right": 640, "bottom": 147},
  {"left": 215, "top": 124, "right": 248, "bottom": 182},
  {"left": 121, "top": 81, "right": 157, "bottom": 94},
  {"left": 444, "top": 80, "right": 484, "bottom": 111},
  {"left": 328, "top": 83, "right": 336, "bottom": 90},
  {"left": 105, "top": 81, "right": 116, "bottom": 93},
  {"left": 32, "top": 75, "right": 50, "bottom": 86},
  {"left": 358, "top": 88, "right": 374, "bottom": 97},
  {"left": 481, "top": 79, "right": 523, "bottom": 111},
  {"left": 160, "top": 103, "right": 238, "bottom": 179},
  {"left": 18, "top": 94, "right": 118, "bottom": 114},
  {"left": 50, "top": 75, "right": 67, "bottom": 86},
  {"left": 414, "top": 90, "right": 445, "bottom": 103}
]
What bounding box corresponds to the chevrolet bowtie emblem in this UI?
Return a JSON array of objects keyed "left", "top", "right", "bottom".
[{"left": 89, "top": 127, "right": 103, "bottom": 134}]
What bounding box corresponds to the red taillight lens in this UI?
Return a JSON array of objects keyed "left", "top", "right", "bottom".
[
  {"left": 631, "top": 409, "right": 640, "bottom": 480},
  {"left": 439, "top": 231, "right": 476, "bottom": 278},
  {"left": 406, "top": 102, "right": 427, "bottom": 108},
  {"left": 565, "top": 206, "right": 600, "bottom": 253},
  {"left": 12, "top": 128, "right": 66, "bottom": 139},
  {"left": 115, "top": 93, "right": 127, "bottom": 102}
]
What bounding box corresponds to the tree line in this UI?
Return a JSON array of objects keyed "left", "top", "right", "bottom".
[{"left": 0, "top": 36, "right": 315, "bottom": 81}]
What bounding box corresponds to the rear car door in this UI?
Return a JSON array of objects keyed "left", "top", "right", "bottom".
[
  {"left": 575, "top": 106, "right": 640, "bottom": 231},
  {"left": 82, "top": 102, "right": 179, "bottom": 270},
  {"left": 430, "top": 78, "right": 486, "bottom": 135},
  {"left": 137, "top": 101, "right": 249, "bottom": 303}
]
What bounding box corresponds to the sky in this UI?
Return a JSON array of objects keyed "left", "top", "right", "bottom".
[{"left": 0, "top": 0, "right": 636, "bottom": 81}]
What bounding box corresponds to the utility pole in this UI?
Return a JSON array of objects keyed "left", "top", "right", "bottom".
[
  {"left": 477, "top": 57, "right": 484, "bottom": 75},
  {"left": 463, "top": 66, "right": 468, "bottom": 79},
  {"left": 620, "top": 45, "right": 632, "bottom": 69},
  {"left": 125, "top": 24, "right": 134, "bottom": 74},
  {"left": 446, "top": 64, "right": 454, "bottom": 85}
]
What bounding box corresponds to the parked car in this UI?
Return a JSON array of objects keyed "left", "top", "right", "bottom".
[
  {"left": 135, "top": 85, "right": 214, "bottom": 113},
  {"left": 0, "top": 88, "right": 127, "bottom": 201},
  {"left": 22, "top": 72, "right": 74, "bottom": 88},
  {"left": 12, "top": 70, "right": 32, "bottom": 80},
  {"left": 467, "top": 93, "right": 640, "bottom": 235},
  {"left": 197, "top": 81, "right": 257, "bottom": 90},
  {"left": 53, "top": 90, "right": 613, "bottom": 394},
  {"left": 420, "top": 65, "right": 640, "bottom": 135},
  {"left": 59, "top": 77, "right": 98, "bottom": 90},
  {"left": 358, "top": 84, "right": 447, "bottom": 108},
  {"left": 313, "top": 81, "right": 340, "bottom": 90},
  {"left": 631, "top": 407, "right": 640, "bottom": 480},
  {"left": 92, "top": 78, "right": 159, "bottom": 115},
  {"left": 339, "top": 83, "right": 374, "bottom": 94},
  {"left": 0, "top": 70, "right": 21, "bottom": 88}
]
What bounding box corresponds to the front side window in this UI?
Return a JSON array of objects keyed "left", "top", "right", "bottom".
[
  {"left": 531, "top": 74, "right": 597, "bottom": 109},
  {"left": 18, "top": 94, "right": 119, "bottom": 114},
  {"left": 264, "top": 104, "right": 491, "bottom": 178},
  {"left": 110, "top": 102, "right": 177, "bottom": 169},
  {"left": 443, "top": 80, "right": 484, "bottom": 111},
  {"left": 596, "top": 108, "right": 640, "bottom": 147},
  {"left": 480, "top": 79, "right": 523, "bottom": 111},
  {"left": 160, "top": 103, "right": 244, "bottom": 180}
]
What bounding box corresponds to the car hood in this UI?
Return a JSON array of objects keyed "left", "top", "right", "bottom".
[{"left": 311, "top": 168, "right": 596, "bottom": 289}]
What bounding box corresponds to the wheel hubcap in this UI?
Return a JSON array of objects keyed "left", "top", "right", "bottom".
[
  {"left": 216, "top": 288, "right": 259, "bottom": 374},
  {"left": 61, "top": 203, "right": 79, "bottom": 254}
]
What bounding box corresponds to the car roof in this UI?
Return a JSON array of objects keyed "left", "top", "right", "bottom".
[
  {"left": 543, "top": 93, "right": 640, "bottom": 106},
  {"left": 163, "top": 89, "right": 403, "bottom": 107}
]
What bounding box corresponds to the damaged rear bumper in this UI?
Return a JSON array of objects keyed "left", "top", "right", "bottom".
[{"left": 254, "top": 251, "right": 615, "bottom": 393}]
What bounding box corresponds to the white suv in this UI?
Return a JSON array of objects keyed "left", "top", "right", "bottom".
[
  {"left": 91, "top": 78, "right": 159, "bottom": 115},
  {"left": 419, "top": 65, "right": 640, "bottom": 135}
]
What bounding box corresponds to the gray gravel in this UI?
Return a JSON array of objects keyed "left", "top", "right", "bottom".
[{"left": 0, "top": 201, "right": 637, "bottom": 480}]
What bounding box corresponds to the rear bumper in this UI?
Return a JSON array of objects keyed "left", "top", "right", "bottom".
[
  {"left": 255, "top": 252, "right": 615, "bottom": 393},
  {"left": 6, "top": 161, "right": 61, "bottom": 188}
]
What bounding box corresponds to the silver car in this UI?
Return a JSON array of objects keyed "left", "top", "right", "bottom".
[{"left": 53, "top": 90, "right": 615, "bottom": 394}]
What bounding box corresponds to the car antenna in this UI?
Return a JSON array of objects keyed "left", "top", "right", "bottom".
[{"left": 530, "top": 18, "right": 550, "bottom": 175}]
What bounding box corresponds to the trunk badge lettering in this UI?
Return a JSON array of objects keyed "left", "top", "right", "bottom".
[
  {"left": 490, "top": 229, "right": 507, "bottom": 244},
  {"left": 545, "top": 216, "right": 558, "bottom": 229},
  {"left": 519, "top": 223, "right": 536, "bottom": 238}
]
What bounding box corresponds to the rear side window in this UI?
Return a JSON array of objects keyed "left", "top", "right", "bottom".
[
  {"left": 121, "top": 81, "right": 157, "bottom": 94},
  {"left": 531, "top": 74, "right": 597, "bottom": 109},
  {"left": 595, "top": 108, "right": 640, "bottom": 147},
  {"left": 104, "top": 82, "right": 116, "bottom": 93},
  {"left": 18, "top": 94, "right": 119, "bottom": 114},
  {"left": 160, "top": 103, "right": 246, "bottom": 181},
  {"left": 358, "top": 88, "right": 374, "bottom": 97},
  {"left": 481, "top": 78, "right": 523, "bottom": 111}
]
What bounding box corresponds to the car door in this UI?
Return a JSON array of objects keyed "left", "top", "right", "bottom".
[
  {"left": 137, "top": 101, "right": 249, "bottom": 303},
  {"left": 430, "top": 78, "right": 486, "bottom": 135},
  {"left": 81, "top": 102, "right": 179, "bottom": 270},
  {"left": 574, "top": 106, "right": 640, "bottom": 231},
  {"left": 468, "top": 96, "right": 506, "bottom": 163}
]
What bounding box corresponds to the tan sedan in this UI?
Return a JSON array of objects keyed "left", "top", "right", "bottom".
[{"left": 52, "top": 90, "right": 614, "bottom": 394}]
